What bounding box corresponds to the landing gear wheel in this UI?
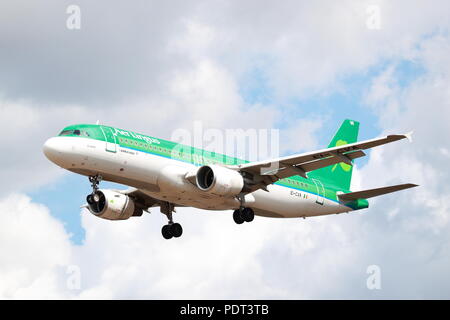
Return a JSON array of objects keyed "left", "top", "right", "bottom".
[
  {"left": 162, "top": 225, "right": 173, "bottom": 240},
  {"left": 160, "top": 202, "right": 183, "bottom": 239},
  {"left": 170, "top": 223, "right": 183, "bottom": 238},
  {"left": 233, "top": 210, "right": 245, "bottom": 224},
  {"left": 242, "top": 207, "right": 255, "bottom": 222}
]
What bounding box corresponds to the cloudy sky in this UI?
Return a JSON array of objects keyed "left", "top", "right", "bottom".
[{"left": 1, "top": 0, "right": 449, "bottom": 299}]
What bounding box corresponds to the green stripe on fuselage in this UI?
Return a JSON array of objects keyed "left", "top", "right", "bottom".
[{"left": 58, "top": 124, "right": 357, "bottom": 205}]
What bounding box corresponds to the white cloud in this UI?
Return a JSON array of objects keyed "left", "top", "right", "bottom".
[
  {"left": 353, "top": 32, "right": 450, "bottom": 297},
  {"left": 185, "top": 0, "right": 450, "bottom": 101},
  {"left": 280, "top": 118, "right": 323, "bottom": 154},
  {"left": 0, "top": 100, "right": 88, "bottom": 193},
  {"left": 0, "top": 194, "right": 72, "bottom": 299}
]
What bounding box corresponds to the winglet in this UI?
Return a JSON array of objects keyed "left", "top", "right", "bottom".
[{"left": 405, "top": 131, "right": 413, "bottom": 142}]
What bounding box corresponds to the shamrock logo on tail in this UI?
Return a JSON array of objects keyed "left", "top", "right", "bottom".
[{"left": 331, "top": 139, "right": 352, "bottom": 172}]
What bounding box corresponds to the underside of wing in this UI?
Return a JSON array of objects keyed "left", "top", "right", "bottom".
[
  {"left": 119, "top": 188, "right": 185, "bottom": 212},
  {"left": 260, "top": 149, "right": 366, "bottom": 180}
]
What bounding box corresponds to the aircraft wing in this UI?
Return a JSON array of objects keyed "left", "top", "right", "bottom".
[
  {"left": 120, "top": 188, "right": 160, "bottom": 209},
  {"left": 119, "top": 188, "right": 185, "bottom": 212},
  {"left": 228, "top": 132, "right": 412, "bottom": 191}
]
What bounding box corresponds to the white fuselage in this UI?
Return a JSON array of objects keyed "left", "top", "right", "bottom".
[{"left": 43, "top": 136, "right": 353, "bottom": 218}]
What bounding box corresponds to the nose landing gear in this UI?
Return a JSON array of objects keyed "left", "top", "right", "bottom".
[
  {"left": 88, "top": 174, "right": 102, "bottom": 193},
  {"left": 86, "top": 174, "right": 103, "bottom": 207}
]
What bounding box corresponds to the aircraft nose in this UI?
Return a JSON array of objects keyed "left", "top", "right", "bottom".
[
  {"left": 43, "top": 137, "right": 61, "bottom": 162},
  {"left": 43, "top": 137, "right": 74, "bottom": 166},
  {"left": 43, "top": 136, "right": 79, "bottom": 168}
]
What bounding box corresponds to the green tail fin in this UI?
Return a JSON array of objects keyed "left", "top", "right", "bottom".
[{"left": 309, "top": 119, "right": 359, "bottom": 191}]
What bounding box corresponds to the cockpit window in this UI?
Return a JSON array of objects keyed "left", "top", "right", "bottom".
[
  {"left": 59, "top": 129, "right": 90, "bottom": 137},
  {"left": 59, "top": 130, "right": 73, "bottom": 136}
]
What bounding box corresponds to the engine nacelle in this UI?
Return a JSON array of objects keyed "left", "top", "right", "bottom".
[
  {"left": 196, "top": 165, "right": 244, "bottom": 197},
  {"left": 86, "top": 189, "right": 141, "bottom": 220}
]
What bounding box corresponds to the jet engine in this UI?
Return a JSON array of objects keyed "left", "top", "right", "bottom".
[
  {"left": 86, "top": 189, "right": 142, "bottom": 220},
  {"left": 196, "top": 165, "right": 244, "bottom": 197}
]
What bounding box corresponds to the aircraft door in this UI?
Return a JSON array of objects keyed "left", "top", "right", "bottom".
[
  {"left": 312, "top": 178, "right": 325, "bottom": 205},
  {"left": 101, "top": 126, "right": 117, "bottom": 153}
]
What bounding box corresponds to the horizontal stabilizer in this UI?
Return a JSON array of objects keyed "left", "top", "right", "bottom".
[{"left": 338, "top": 183, "right": 418, "bottom": 201}]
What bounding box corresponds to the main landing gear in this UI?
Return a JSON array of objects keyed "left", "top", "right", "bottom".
[
  {"left": 160, "top": 202, "right": 183, "bottom": 240},
  {"left": 233, "top": 207, "right": 255, "bottom": 224},
  {"left": 233, "top": 193, "right": 255, "bottom": 224}
]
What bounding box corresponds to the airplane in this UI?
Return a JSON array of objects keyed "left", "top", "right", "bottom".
[{"left": 43, "top": 119, "right": 418, "bottom": 239}]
